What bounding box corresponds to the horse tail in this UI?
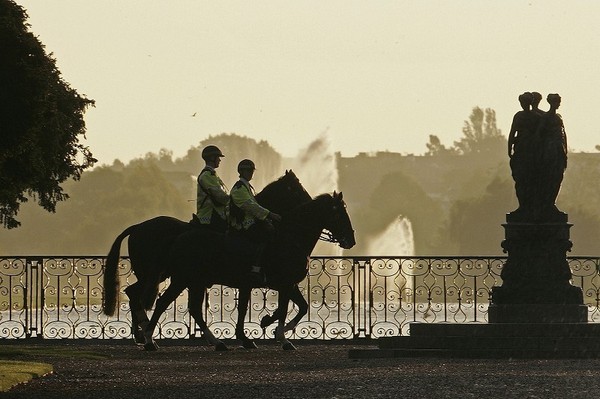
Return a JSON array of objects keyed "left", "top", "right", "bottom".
[{"left": 103, "top": 224, "right": 137, "bottom": 316}]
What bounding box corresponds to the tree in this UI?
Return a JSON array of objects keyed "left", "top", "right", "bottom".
[
  {"left": 453, "top": 107, "right": 505, "bottom": 155},
  {"left": 0, "top": 1, "right": 96, "bottom": 228},
  {"left": 443, "top": 177, "right": 516, "bottom": 254},
  {"left": 0, "top": 163, "right": 191, "bottom": 254},
  {"left": 178, "top": 133, "right": 283, "bottom": 188},
  {"left": 425, "top": 134, "right": 458, "bottom": 156}
]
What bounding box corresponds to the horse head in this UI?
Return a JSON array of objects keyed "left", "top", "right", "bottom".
[
  {"left": 257, "top": 170, "right": 312, "bottom": 214},
  {"left": 282, "top": 170, "right": 312, "bottom": 204},
  {"left": 321, "top": 191, "right": 356, "bottom": 250}
]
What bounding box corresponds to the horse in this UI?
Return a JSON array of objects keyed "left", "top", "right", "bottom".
[
  {"left": 102, "top": 170, "right": 312, "bottom": 344},
  {"left": 141, "top": 192, "right": 356, "bottom": 351}
]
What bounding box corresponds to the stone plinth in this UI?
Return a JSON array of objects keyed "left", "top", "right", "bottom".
[
  {"left": 488, "top": 304, "right": 587, "bottom": 323},
  {"left": 490, "top": 214, "right": 585, "bottom": 323},
  {"left": 348, "top": 322, "right": 600, "bottom": 359}
]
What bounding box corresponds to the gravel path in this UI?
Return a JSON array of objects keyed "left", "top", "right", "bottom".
[{"left": 4, "top": 339, "right": 600, "bottom": 398}]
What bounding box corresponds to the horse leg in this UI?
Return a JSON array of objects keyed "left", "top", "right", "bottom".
[
  {"left": 283, "top": 284, "right": 308, "bottom": 333},
  {"left": 143, "top": 281, "right": 185, "bottom": 351},
  {"left": 260, "top": 284, "right": 306, "bottom": 331},
  {"left": 188, "top": 286, "right": 228, "bottom": 351},
  {"left": 274, "top": 289, "right": 296, "bottom": 351},
  {"left": 125, "top": 282, "right": 148, "bottom": 345},
  {"left": 235, "top": 288, "right": 257, "bottom": 349},
  {"left": 260, "top": 291, "right": 287, "bottom": 329}
]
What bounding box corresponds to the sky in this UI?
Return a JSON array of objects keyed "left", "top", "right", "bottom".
[{"left": 17, "top": 0, "right": 600, "bottom": 165}]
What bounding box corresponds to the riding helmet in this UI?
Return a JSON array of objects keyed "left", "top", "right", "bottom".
[
  {"left": 237, "top": 159, "right": 256, "bottom": 173},
  {"left": 201, "top": 145, "right": 225, "bottom": 161}
]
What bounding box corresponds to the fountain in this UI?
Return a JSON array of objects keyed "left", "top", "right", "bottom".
[
  {"left": 284, "top": 132, "right": 340, "bottom": 256},
  {"left": 366, "top": 217, "right": 415, "bottom": 256}
]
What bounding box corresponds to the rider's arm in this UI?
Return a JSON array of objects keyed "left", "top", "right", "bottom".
[
  {"left": 200, "top": 173, "right": 229, "bottom": 205},
  {"left": 231, "top": 186, "right": 270, "bottom": 221}
]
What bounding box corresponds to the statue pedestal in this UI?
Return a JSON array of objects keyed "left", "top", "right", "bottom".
[
  {"left": 490, "top": 214, "right": 586, "bottom": 323},
  {"left": 488, "top": 304, "right": 587, "bottom": 323}
]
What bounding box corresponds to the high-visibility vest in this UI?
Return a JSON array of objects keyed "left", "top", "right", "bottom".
[
  {"left": 229, "top": 179, "right": 269, "bottom": 230},
  {"left": 196, "top": 167, "right": 229, "bottom": 224}
]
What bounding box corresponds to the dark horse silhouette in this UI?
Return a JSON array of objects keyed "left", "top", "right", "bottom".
[
  {"left": 141, "top": 192, "right": 355, "bottom": 351},
  {"left": 103, "top": 171, "right": 312, "bottom": 344}
]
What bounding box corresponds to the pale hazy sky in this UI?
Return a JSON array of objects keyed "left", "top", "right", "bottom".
[{"left": 17, "top": 1, "right": 600, "bottom": 164}]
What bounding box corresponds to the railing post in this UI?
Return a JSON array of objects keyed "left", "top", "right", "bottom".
[
  {"left": 353, "top": 257, "right": 371, "bottom": 339},
  {"left": 24, "top": 257, "right": 43, "bottom": 339},
  {"left": 24, "top": 259, "right": 29, "bottom": 338}
]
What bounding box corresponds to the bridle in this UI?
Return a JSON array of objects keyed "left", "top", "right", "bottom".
[
  {"left": 319, "top": 230, "right": 339, "bottom": 243},
  {"left": 273, "top": 194, "right": 354, "bottom": 249}
]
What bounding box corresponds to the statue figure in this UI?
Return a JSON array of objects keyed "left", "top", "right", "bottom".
[
  {"left": 534, "top": 93, "right": 567, "bottom": 220},
  {"left": 508, "top": 92, "right": 567, "bottom": 222},
  {"left": 508, "top": 92, "right": 539, "bottom": 217},
  {"left": 531, "top": 91, "right": 545, "bottom": 116}
]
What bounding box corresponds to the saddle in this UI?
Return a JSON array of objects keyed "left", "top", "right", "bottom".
[{"left": 185, "top": 220, "right": 259, "bottom": 271}]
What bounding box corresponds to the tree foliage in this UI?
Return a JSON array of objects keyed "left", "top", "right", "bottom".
[
  {"left": 424, "top": 106, "right": 506, "bottom": 160},
  {"left": 425, "top": 134, "right": 458, "bottom": 156},
  {"left": 0, "top": 162, "right": 190, "bottom": 254},
  {"left": 442, "top": 177, "right": 516, "bottom": 254},
  {"left": 454, "top": 107, "right": 505, "bottom": 155},
  {"left": 132, "top": 133, "right": 283, "bottom": 189},
  {"left": 0, "top": 1, "right": 96, "bottom": 228}
]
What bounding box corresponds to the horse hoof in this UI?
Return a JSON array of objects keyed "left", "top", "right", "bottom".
[
  {"left": 260, "top": 315, "right": 272, "bottom": 328},
  {"left": 134, "top": 332, "right": 146, "bottom": 345},
  {"left": 242, "top": 340, "right": 258, "bottom": 349},
  {"left": 282, "top": 342, "right": 296, "bottom": 351},
  {"left": 144, "top": 342, "right": 159, "bottom": 351},
  {"left": 215, "top": 342, "right": 229, "bottom": 351}
]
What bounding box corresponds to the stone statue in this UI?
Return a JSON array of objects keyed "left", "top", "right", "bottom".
[
  {"left": 508, "top": 92, "right": 539, "bottom": 218},
  {"left": 535, "top": 93, "right": 567, "bottom": 220},
  {"left": 531, "top": 91, "right": 545, "bottom": 116},
  {"left": 508, "top": 92, "right": 567, "bottom": 222}
]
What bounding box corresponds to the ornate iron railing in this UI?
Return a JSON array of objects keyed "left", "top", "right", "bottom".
[{"left": 1, "top": 256, "right": 600, "bottom": 340}]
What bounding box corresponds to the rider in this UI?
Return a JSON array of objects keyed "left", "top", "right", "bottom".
[
  {"left": 195, "top": 145, "right": 229, "bottom": 233},
  {"left": 229, "top": 159, "right": 281, "bottom": 284}
]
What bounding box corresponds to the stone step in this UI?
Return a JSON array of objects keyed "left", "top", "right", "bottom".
[
  {"left": 408, "top": 322, "right": 600, "bottom": 338},
  {"left": 349, "top": 322, "right": 600, "bottom": 359},
  {"left": 349, "top": 347, "right": 600, "bottom": 359},
  {"left": 378, "top": 336, "right": 600, "bottom": 351}
]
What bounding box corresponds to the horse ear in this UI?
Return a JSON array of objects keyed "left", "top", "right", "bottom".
[
  {"left": 339, "top": 192, "right": 343, "bottom": 200},
  {"left": 285, "top": 169, "right": 289, "bottom": 174}
]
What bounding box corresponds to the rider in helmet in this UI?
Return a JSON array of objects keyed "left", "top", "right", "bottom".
[
  {"left": 230, "top": 159, "right": 282, "bottom": 284},
  {"left": 195, "top": 145, "right": 229, "bottom": 233}
]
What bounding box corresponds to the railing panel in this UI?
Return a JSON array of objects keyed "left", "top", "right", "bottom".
[{"left": 1, "top": 256, "right": 600, "bottom": 340}]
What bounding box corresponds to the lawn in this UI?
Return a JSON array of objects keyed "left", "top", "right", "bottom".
[{"left": 0, "top": 345, "right": 108, "bottom": 392}]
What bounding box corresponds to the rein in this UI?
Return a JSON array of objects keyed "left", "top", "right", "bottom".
[
  {"left": 273, "top": 194, "right": 351, "bottom": 248},
  {"left": 275, "top": 216, "right": 342, "bottom": 246}
]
